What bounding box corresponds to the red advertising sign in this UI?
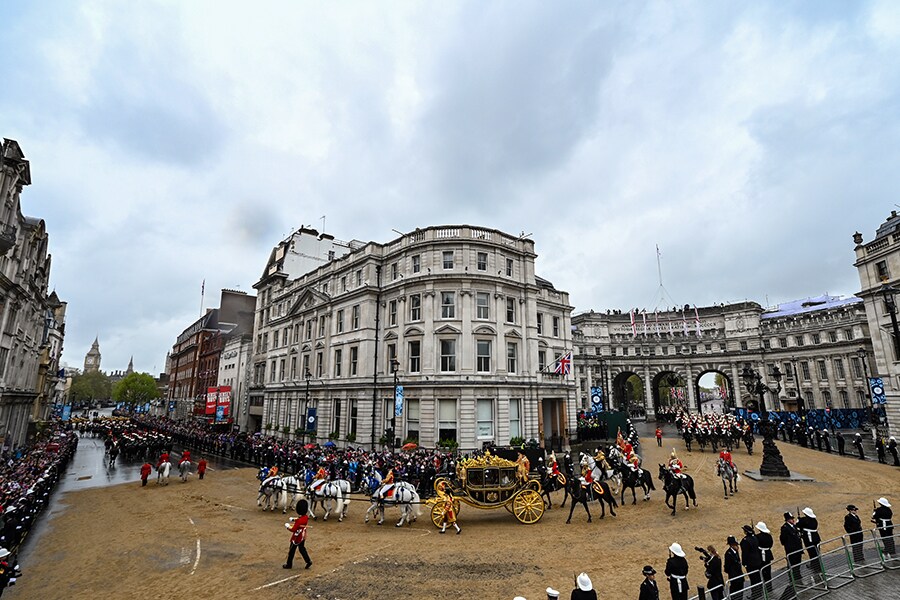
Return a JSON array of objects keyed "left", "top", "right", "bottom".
[
  {"left": 217, "top": 386, "right": 232, "bottom": 417},
  {"left": 206, "top": 387, "right": 218, "bottom": 414}
]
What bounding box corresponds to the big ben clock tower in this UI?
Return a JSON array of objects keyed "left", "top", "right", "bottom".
[{"left": 84, "top": 336, "right": 101, "bottom": 373}]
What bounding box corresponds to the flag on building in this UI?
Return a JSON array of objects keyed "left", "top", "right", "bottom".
[
  {"left": 554, "top": 352, "right": 572, "bottom": 376},
  {"left": 630, "top": 309, "right": 637, "bottom": 338},
  {"left": 682, "top": 307, "right": 689, "bottom": 336},
  {"left": 694, "top": 305, "right": 702, "bottom": 337},
  {"left": 642, "top": 310, "right": 648, "bottom": 337},
  {"left": 655, "top": 310, "right": 660, "bottom": 337}
]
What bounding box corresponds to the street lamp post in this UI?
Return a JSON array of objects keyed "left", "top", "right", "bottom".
[
  {"left": 857, "top": 348, "right": 879, "bottom": 444},
  {"left": 304, "top": 367, "right": 312, "bottom": 441},
  {"left": 390, "top": 358, "right": 400, "bottom": 454},
  {"left": 880, "top": 283, "right": 900, "bottom": 360},
  {"left": 741, "top": 365, "right": 791, "bottom": 477},
  {"left": 791, "top": 357, "right": 806, "bottom": 425}
]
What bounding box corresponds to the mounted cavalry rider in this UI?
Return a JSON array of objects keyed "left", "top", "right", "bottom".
[
  {"left": 309, "top": 465, "right": 329, "bottom": 494},
  {"left": 718, "top": 449, "right": 735, "bottom": 471},
  {"left": 157, "top": 450, "right": 170, "bottom": 469},
  {"left": 669, "top": 450, "right": 686, "bottom": 478},
  {"left": 549, "top": 451, "right": 562, "bottom": 477},
  {"left": 625, "top": 448, "right": 643, "bottom": 478}
]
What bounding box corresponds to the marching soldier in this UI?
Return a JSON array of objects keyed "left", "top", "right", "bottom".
[
  {"left": 843, "top": 505, "right": 865, "bottom": 565},
  {"left": 872, "top": 497, "right": 894, "bottom": 558}
]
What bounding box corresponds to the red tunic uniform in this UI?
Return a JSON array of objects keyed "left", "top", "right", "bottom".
[
  {"left": 289, "top": 514, "right": 309, "bottom": 544},
  {"left": 157, "top": 453, "right": 169, "bottom": 468},
  {"left": 140, "top": 463, "right": 152, "bottom": 480},
  {"left": 198, "top": 459, "right": 207, "bottom": 475}
]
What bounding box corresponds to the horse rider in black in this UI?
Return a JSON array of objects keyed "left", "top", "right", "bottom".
[
  {"left": 797, "top": 507, "right": 822, "bottom": 574},
  {"left": 780, "top": 512, "right": 804, "bottom": 583},
  {"left": 843, "top": 504, "right": 865, "bottom": 565}
]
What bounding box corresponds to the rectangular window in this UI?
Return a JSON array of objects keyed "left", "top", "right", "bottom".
[
  {"left": 306, "top": 320, "right": 313, "bottom": 340},
  {"left": 442, "top": 250, "right": 454, "bottom": 269},
  {"left": 538, "top": 350, "right": 546, "bottom": 372},
  {"left": 783, "top": 362, "right": 793, "bottom": 380},
  {"left": 410, "top": 294, "right": 421, "bottom": 321},
  {"left": 506, "top": 258, "right": 513, "bottom": 277},
  {"left": 851, "top": 357, "right": 863, "bottom": 379},
  {"left": 537, "top": 313, "right": 543, "bottom": 335},
  {"left": 763, "top": 339, "right": 771, "bottom": 350},
  {"left": 334, "top": 349, "right": 343, "bottom": 377},
  {"left": 845, "top": 329, "right": 854, "bottom": 341},
  {"left": 834, "top": 358, "right": 845, "bottom": 379},
  {"left": 386, "top": 343, "right": 397, "bottom": 371},
  {"left": 476, "top": 340, "right": 491, "bottom": 372},
  {"left": 391, "top": 263, "right": 398, "bottom": 280},
  {"left": 507, "top": 342, "right": 517, "bottom": 374},
  {"left": 795, "top": 335, "right": 804, "bottom": 347},
  {"left": 333, "top": 400, "right": 341, "bottom": 438},
  {"left": 282, "top": 328, "right": 289, "bottom": 346},
  {"left": 828, "top": 331, "right": 837, "bottom": 343},
  {"left": 812, "top": 333, "right": 820, "bottom": 344},
  {"left": 341, "top": 276, "right": 347, "bottom": 292},
  {"left": 294, "top": 323, "right": 300, "bottom": 341},
  {"left": 389, "top": 300, "right": 397, "bottom": 326},
  {"left": 441, "top": 292, "right": 455, "bottom": 318},
  {"left": 408, "top": 340, "right": 421, "bottom": 373},
  {"left": 508, "top": 399, "right": 521, "bottom": 439},
  {"left": 352, "top": 305, "right": 360, "bottom": 329},
  {"left": 318, "top": 316, "right": 326, "bottom": 337},
  {"left": 840, "top": 390, "right": 849, "bottom": 409},
  {"left": 349, "top": 399, "right": 358, "bottom": 436},
  {"left": 506, "top": 297, "right": 516, "bottom": 323},
  {"left": 476, "top": 399, "right": 493, "bottom": 439},
  {"left": 817, "top": 360, "right": 828, "bottom": 380},
  {"left": 356, "top": 270, "right": 363, "bottom": 286},
  {"left": 438, "top": 399, "right": 457, "bottom": 442},
  {"left": 476, "top": 292, "right": 490, "bottom": 319},
  {"left": 801, "top": 362, "right": 811, "bottom": 381},
  {"left": 279, "top": 359, "right": 285, "bottom": 381},
  {"left": 303, "top": 354, "right": 310, "bottom": 376},
  {"left": 406, "top": 399, "right": 419, "bottom": 442},
  {"left": 412, "top": 255, "right": 421, "bottom": 273},
  {"left": 477, "top": 252, "right": 487, "bottom": 271},
  {"left": 876, "top": 260, "right": 890, "bottom": 281},
  {"left": 336, "top": 309, "right": 344, "bottom": 333},
  {"left": 350, "top": 346, "right": 359, "bottom": 376},
  {"left": 440, "top": 339, "right": 456, "bottom": 372},
  {"left": 290, "top": 356, "right": 297, "bottom": 379},
  {"left": 740, "top": 341, "right": 748, "bottom": 351},
  {"left": 778, "top": 337, "right": 788, "bottom": 348},
  {"left": 552, "top": 316, "right": 560, "bottom": 337},
  {"left": 857, "top": 390, "right": 866, "bottom": 407}
]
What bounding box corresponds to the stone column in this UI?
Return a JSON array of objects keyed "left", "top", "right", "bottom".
[{"left": 643, "top": 364, "right": 654, "bottom": 418}]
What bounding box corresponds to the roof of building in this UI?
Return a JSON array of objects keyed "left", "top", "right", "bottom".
[
  {"left": 535, "top": 275, "right": 556, "bottom": 290},
  {"left": 874, "top": 211, "right": 900, "bottom": 241},
  {"left": 762, "top": 294, "right": 862, "bottom": 319}
]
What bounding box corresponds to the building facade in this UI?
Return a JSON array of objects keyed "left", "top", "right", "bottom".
[
  {"left": 252, "top": 225, "right": 575, "bottom": 452},
  {"left": 854, "top": 212, "right": 900, "bottom": 438},
  {"left": 0, "top": 138, "right": 66, "bottom": 448},
  {"left": 572, "top": 295, "right": 873, "bottom": 419},
  {"left": 217, "top": 333, "right": 253, "bottom": 432}
]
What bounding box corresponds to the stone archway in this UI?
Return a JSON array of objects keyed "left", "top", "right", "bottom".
[
  {"left": 694, "top": 369, "right": 734, "bottom": 415},
  {"left": 652, "top": 370, "right": 687, "bottom": 415},
  {"left": 612, "top": 371, "right": 644, "bottom": 413}
]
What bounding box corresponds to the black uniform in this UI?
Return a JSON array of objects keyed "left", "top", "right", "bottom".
[
  {"left": 852, "top": 435, "right": 865, "bottom": 460},
  {"left": 797, "top": 514, "right": 822, "bottom": 573},
  {"left": 872, "top": 505, "right": 895, "bottom": 557},
  {"left": 756, "top": 530, "right": 774, "bottom": 585},
  {"left": 843, "top": 511, "right": 865, "bottom": 564},
  {"left": 701, "top": 552, "right": 725, "bottom": 600},
  {"left": 724, "top": 546, "right": 744, "bottom": 599},
  {"left": 780, "top": 520, "right": 804, "bottom": 581},
  {"left": 876, "top": 438, "right": 887, "bottom": 464},
  {"left": 836, "top": 432, "right": 846, "bottom": 456},
  {"left": 889, "top": 438, "right": 900, "bottom": 466},
  {"left": 823, "top": 431, "right": 832, "bottom": 453},
  {"left": 741, "top": 532, "right": 763, "bottom": 591},
  {"left": 664, "top": 555, "right": 689, "bottom": 600},
  {"left": 639, "top": 578, "right": 660, "bottom": 600}
]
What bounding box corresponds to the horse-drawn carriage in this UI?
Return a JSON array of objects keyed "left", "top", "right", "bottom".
[{"left": 427, "top": 451, "right": 545, "bottom": 526}]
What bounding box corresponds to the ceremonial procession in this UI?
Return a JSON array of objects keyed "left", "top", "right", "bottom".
[{"left": 6, "top": 2, "right": 900, "bottom": 599}]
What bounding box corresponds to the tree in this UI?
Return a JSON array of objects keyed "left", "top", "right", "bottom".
[
  {"left": 69, "top": 371, "right": 112, "bottom": 405},
  {"left": 112, "top": 372, "right": 161, "bottom": 408}
]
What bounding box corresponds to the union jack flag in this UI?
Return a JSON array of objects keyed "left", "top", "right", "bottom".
[{"left": 554, "top": 352, "right": 572, "bottom": 375}]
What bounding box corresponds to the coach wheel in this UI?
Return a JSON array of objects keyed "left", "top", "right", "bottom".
[
  {"left": 512, "top": 489, "right": 544, "bottom": 524},
  {"left": 430, "top": 499, "right": 461, "bottom": 528}
]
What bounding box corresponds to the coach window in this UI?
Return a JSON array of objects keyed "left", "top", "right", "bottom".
[{"left": 438, "top": 399, "right": 457, "bottom": 442}]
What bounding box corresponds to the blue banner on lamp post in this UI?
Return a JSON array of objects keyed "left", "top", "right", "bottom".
[
  {"left": 590, "top": 386, "right": 603, "bottom": 412},
  {"left": 394, "top": 385, "right": 404, "bottom": 417},
  {"left": 869, "top": 377, "right": 886, "bottom": 404}
]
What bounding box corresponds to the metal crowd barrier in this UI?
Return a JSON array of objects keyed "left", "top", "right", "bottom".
[
  {"left": 872, "top": 530, "right": 899, "bottom": 570},
  {"left": 817, "top": 535, "right": 854, "bottom": 589},
  {"left": 853, "top": 529, "right": 888, "bottom": 577},
  {"left": 765, "top": 557, "right": 798, "bottom": 600}
]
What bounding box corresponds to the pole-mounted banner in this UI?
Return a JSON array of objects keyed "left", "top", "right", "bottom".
[
  {"left": 394, "top": 385, "right": 404, "bottom": 417},
  {"left": 869, "top": 377, "right": 886, "bottom": 404}
]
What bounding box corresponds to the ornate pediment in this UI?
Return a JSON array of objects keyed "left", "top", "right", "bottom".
[
  {"left": 434, "top": 324, "right": 462, "bottom": 335},
  {"left": 404, "top": 326, "right": 425, "bottom": 337},
  {"left": 288, "top": 287, "right": 332, "bottom": 316},
  {"left": 473, "top": 325, "right": 497, "bottom": 336},
  {"left": 504, "top": 328, "right": 523, "bottom": 339},
  {"left": 384, "top": 331, "right": 399, "bottom": 341}
]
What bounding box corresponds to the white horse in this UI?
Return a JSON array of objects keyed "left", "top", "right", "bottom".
[
  {"left": 364, "top": 481, "right": 421, "bottom": 527},
  {"left": 306, "top": 479, "right": 351, "bottom": 521},
  {"left": 257, "top": 476, "right": 285, "bottom": 511},
  {"left": 179, "top": 460, "right": 191, "bottom": 483},
  {"left": 157, "top": 461, "right": 171, "bottom": 486},
  {"left": 279, "top": 475, "right": 304, "bottom": 514},
  {"left": 715, "top": 457, "right": 739, "bottom": 499},
  {"left": 580, "top": 453, "right": 622, "bottom": 495}
]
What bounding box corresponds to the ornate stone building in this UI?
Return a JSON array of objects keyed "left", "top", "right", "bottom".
[
  {"left": 0, "top": 138, "right": 66, "bottom": 447},
  {"left": 251, "top": 225, "right": 575, "bottom": 452},
  {"left": 854, "top": 212, "right": 900, "bottom": 438},
  {"left": 83, "top": 336, "right": 101, "bottom": 373},
  {"left": 572, "top": 295, "right": 873, "bottom": 419}
]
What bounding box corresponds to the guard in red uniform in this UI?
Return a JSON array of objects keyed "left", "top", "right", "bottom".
[
  {"left": 718, "top": 449, "right": 735, "bottom": 471},
  {"left": 157, "top": 452, "right": 169, "bottom": 469},
  {"left": 140, "top": 462, "right": 152, "bottom": 487},
  {"left": 197, "top": 458, "right": 207, "bottom": 480},
  {"left": 181, "top": 449, "right": 191, "bottom": 463},
  {"left": 656, "top": 428, "right": 663, "bottom": 447},
  {"left": 283, "top": 500, "right": 312, "bottom": 569}
]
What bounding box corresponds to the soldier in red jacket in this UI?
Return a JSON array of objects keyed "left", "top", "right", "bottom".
[
  {"left": 197, "top": 458, "right": 207, "bottom": 480},
  {"left": 283, "top": 500, "right": 312, "bottom": 570},
  {"left": 140, "top": 462, "right": 152, "bottom": 487},
  {"left": 157, "top": 452, "right": 169, "bottom": 468}
]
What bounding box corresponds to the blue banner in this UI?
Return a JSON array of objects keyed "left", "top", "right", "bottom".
[
  {"left": 61, "top": 405, "right": 71, "bottom": 421},
  {"left": 215, "top": 405, "right": 225, "bottom": 422},
  {"left": 306, "top": 407, "right": 317, "bottom": 432},
  {"left": 590, "top": 386, "right": 604, "bottom": 412},
  {"left": 394, "top": 385, "right": 404, "bottom": 417},
  {"left": 869, "top": 377, "right": 886, "bottom": 405}
]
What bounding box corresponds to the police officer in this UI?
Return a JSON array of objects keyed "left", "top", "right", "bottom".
[
  {"left": 797, "top": 507, "right": 822, "bottom": 574},
  {"left": 664, "top": 542, "right": 689, "bottom": 600},
  {"left": 889, "top": 437, "right": 899, "bottom": 466},
  {"left": 843, "top": 505, "right": 865, "bottom": 565},
  {"left": 852, "top": 433, "right": 865, "bottom": 460},
  {"left": 639, "top": 565, "right": 659, "bottom": 600},
  {"left": 740, "top": 524, "right": 762, "bottom": 593},
  {"left": 724, "top": 536, "right": 743, "bottom": 600},
  {"left": 755, "top": 522, "right": 774, "bottom": 588},
  {"left": 780, "top": 512, "right": 804, "bottom": 583}
]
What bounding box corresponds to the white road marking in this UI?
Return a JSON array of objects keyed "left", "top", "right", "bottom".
[
  {"left": 250, "top": 573, "right": 303, "bottom": 591},
  {"left": 190, "top": 538, "right": 201, "bottom": 575}
]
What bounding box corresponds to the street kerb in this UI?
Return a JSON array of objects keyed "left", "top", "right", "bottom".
[{"left": 817, "top": 535, "right": 853, "bottom": 590}]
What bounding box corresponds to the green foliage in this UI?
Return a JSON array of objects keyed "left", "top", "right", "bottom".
[
  {"left": 378, "top": 433, "right": 390, "bottom": 447},
  {"left": 509, "top": 436, "right": 525, "bottom": 447},
  {"left": 345, "top": 432, "right": 356, "bottom": 443},
  {"left": 294, "top": 427, "right": 304, "bottom": 436},
  {"left": 69, "top": 371, "right": 112, "bottom": 404},
  {"left": 437, "top": 438, "right": 459, "bottom": 451},
  {"left": 524, "top": 438, "right": 539, "bottom": 449},
  {"left": 328, "top": 431, "right": 339, "bottom": 441},
  {"left": 282, "top": 426, "right": 291, "bottom": 435},
  {"left": 403, "top": 434, "right": 419, "bottom": 444},
  {"left": 265, "top": 423, "right": 273, "bottom": 431},
  {"left": 111, "top": 372, "right": 160, "bottom": 406}
]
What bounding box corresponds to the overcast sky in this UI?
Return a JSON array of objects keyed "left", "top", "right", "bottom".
[{"left": 2, "top": 1, "right": 899, "bottom": 374}]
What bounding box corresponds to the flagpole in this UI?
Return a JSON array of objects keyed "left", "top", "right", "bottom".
[{"left": 200, "top": 279, "right": 205, "bottom": 317}]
